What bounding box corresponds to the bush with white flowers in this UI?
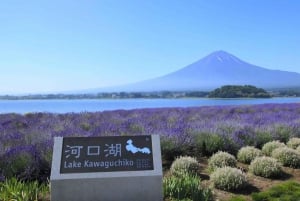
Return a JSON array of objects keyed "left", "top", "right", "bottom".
[
  {"left": 287, "top": 137, "right": 300, "bottom": 149},
  {"left": 170, "top": 156, "right": 199, "bottom": 176},
  {"left": 237, "top": 146, "right": 263, "bottom": 164},
  {"left": 210, "top": 167, "right": 248, "bottom": 191},
  {"left": 261, "top": 141, "right": 286, "bottom": 156},
  {"left": 249, "top": 156, "right": 282, "bottom": 178},
  {"left": 208, "top": 151, "right": 237, "bottom": 171},
  {"left": 272, "top": 147, "right": 300, "bottom": 168}
]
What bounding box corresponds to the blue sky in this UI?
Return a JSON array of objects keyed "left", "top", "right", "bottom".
[{"left": 1, "top": 0, "right": 300, "bottom": 94}]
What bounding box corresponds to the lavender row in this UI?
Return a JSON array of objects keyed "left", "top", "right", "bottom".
[{"left": 0, "top": 103, "right": 300, "bottom": 180}]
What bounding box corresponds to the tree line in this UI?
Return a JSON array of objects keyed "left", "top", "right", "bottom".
[{"left": 1, "top": 85, "right": 300, "bottom": 100}]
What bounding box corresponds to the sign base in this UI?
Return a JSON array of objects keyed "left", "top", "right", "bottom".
[{"left": 50, "top": 135, "right": 163, "bottom": 201}]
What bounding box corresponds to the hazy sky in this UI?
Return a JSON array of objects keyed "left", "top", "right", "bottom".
[{"left": 1, "top": 0, "right": 300, "bottom": 94}]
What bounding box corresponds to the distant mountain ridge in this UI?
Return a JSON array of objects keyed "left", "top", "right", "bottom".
[{"left": 97, "top": 50, "right": 300, "bottom": 92}]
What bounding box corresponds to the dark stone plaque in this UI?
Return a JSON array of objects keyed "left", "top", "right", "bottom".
[{"left": 60, "top": 136, "right": 154, "bottom": 173}]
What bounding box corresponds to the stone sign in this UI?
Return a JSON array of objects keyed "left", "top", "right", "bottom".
[
  {"left": 60, "top": 136, "right": 154, "bottom": 173},
  {"left": 50, "top": 135, "right": 162, "bottom": 201}
]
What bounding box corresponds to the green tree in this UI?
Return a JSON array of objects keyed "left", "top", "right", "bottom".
[{"left": 208, "top": 85, "right": 271, "bottom": 98}]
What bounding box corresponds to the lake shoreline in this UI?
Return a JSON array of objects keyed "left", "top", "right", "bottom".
[{"left": 1, "top": 97, "right": 300, "bottom": 114}]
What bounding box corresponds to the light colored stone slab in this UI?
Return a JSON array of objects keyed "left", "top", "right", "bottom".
[{"left": 50, "top": 135, "right": 163, "bottom": 201}]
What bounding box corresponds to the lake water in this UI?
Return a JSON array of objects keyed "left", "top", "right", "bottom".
[{"left": 0, "top": 98, "right": 300, "bottom": 114}]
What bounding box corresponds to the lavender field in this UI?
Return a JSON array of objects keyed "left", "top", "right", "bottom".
[{"left": 1, "top": 103, "right": 300, "bottom": 181}]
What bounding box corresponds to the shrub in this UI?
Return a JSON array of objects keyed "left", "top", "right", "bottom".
[
  {"left": 254, "top": 131, "right": 273, "bottom": 149},
  {"left": 161, "top": 137, "right": 183, "bottom": 162},
  {"left": 216, "top": 126, "right": 241, "bottom": 154},
  {"left": 249, "top": 156, "right": 282, "bottom": 178},
  {"left": 163, "top": 173, "right": 213, "bottom": 201},
  {"left": 210, "top": 167, "right": 248, "bottom": 191},
  {"left": 274, "top": 125, "right": 292, "bottom": 143},
  {"left": 237, "top": 146, "right": 262, "bottom": 164},
  {"left": 261, "top": 140, "right": 286, "bottom": 156},
  {"left": 287, "top": 137, "right": 300, "bottom": 149},
  {"left": 161, "top": 137, "right": 187, "bottom": 170},
  {"left": 208, "top": 151, "right": 237, "bottom": 171},
  {"left": 194, "top": 133, "right": 224, "bottom": 156},
  {"left": 252, "top": 181, "right": 300, "bottom": 201},
  {"left": 0, "top": 146, "right": 41, "bottom": 181},
  {"left": 271, "top": 147, "right": 300, "bottom": 168},
  {"left": 170, "top": 156, "right": 199, "bottom": 176},
  {"left": 297, "top": 145, "right": 300, "bottom": 152}
]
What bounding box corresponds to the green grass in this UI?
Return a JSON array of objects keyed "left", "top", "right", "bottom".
[
  {"left": 251, "top": 180, "right": 300, "bottom": 201},
  {"left": 0, "top": 178, "right": 49, "bottom": 201},
  {"left": 228, "top": 195, "right": 247, "bottom": 201},
  {"left": 163, "top": 173, "right": 213, "bottom": 201}
]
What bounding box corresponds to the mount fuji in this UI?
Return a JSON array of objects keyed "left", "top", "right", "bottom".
[{"left": 101, "top": 51, "right": 300, "bottom": 92}]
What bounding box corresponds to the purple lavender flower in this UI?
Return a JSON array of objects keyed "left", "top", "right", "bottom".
[{"left": 0, "top": 103, "right": 300, "bottom": 180}]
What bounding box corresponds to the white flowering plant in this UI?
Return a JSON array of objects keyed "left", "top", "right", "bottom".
[
  {"left": 210, "top": 167, "right": 248, "bottom": 191},
  {"left": 261, "top": 141, "right": 286, "bottom": 156},
  {"left": 170, "top": 156, "right": 199, "bottom": 176},
  {"left": 272, "top": 147, "right": 300, "bottom": 168},
  {"left": 249, "top": 156, "right": 282, "bottom": 178},
  {"left": 287, "top": 137, "right": 300, "bottom": 149},
  {"left": 237, "top": 146, "right": 262, "bottom": 164},
  {"left": 208, "top": 151, "right": 237, "bottom": 171}
]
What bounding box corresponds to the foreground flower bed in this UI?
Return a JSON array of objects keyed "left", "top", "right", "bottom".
[
  {"left": 1, "top": 103, "right": 300, "bottom": 181},
  {"left": 2, "top": 138, "right": 300, "bottom": 200},
  {"left": 164, "top": 137, "right": 300, "bottom": 200}
]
